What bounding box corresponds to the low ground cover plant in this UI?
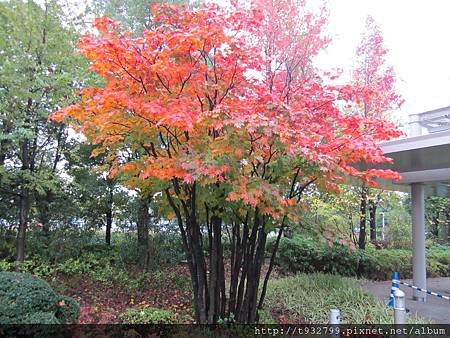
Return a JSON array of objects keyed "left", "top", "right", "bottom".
[{"left": 261, "top": 273, "right": 428, "bottom": 324}]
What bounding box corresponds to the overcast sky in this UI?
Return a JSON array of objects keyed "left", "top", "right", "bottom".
[
  {"left": 65, "top": 0, "right": 450, "bottom": 122},
  {"left": 318, "top": 0, "right": 450, "bottom": 121}
]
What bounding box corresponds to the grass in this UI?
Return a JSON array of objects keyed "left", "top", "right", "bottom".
[{"left": 260, "top": 273, "right": 429, "bottom": 324}]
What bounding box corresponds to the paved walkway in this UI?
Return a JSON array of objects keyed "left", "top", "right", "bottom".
[{"left": 362, "top": 278, "right": 450, "bottom": 323}]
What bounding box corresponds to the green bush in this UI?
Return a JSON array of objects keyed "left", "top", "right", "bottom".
[
  {"left": 362, "top": 248, "right": 412, "bottom": 280},
  {"left": 0, "top": 260, "right": 13, "bottom": 272},
  {"left": 270, "top": 235, "right": 362, "bottom": 277},
  {"left": 119, "top": 307, "right": 174, "bottom": 324},
  {"left": 0, "top": 255, "right": 140, "bottom": 292},
  {"left": 427, "top": 245, "right": 450, "bottom": 277},
  {"left": 109, "top": 232, "right": 185, "bottom": 267},
  {"left": 271, "top": 235, "right": 319, "bottom": 273},
  {"left": 0, "top": 272, "right": 79, "bottom": 324},
  {"left": 269, "top": 235, "right": 450, "bottom": 280},
  {"left": 25, "top": 228, "right": 101, "bottom": 263},
  {"left": 56, "top": 295, "right": 80, "bottom": 323},
  {"left": 0, "top": 238, "right": 15, "bottom": 260},
  {"left": 153, "top": 232, "right": 185, "bottom": 265},
  {"left": 22, "top": 312, "right": 60, "bottom": 324},
  {"left": 114, "top": 233, "right": 141, "bottom": 266},
  {"left": 363, "top": 246, "right": 450, "bottom": 279}
]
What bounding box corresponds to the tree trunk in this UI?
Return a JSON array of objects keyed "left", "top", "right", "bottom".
[
  {"left": 235, "top": 208, "right": 268, "bottom": 323},
  {"left": 258, "top": 216, "right": 286, "bottom": 313},
  {"left": 16, "top": 137, "right": 32, "bottom": 262},
  {"left": 0, "top": 124, "right": 11, "bottom": 166},
  {"left": 358, "top": 186, "right": 368, "bottom": 250},
  {"left": 349, "top": 214, "right": 358, "bottom": 247},
  {"left": 446, "top": 206, "right": 450, "bottom": 242},
  {"left": 16, "top": 191, "right": 30, "bottom": 262},
  {"left": 228, "top": 214, "right": 248, "bottom": 318},
  {"left": 208, "top": 214, "right": 224, "bottom": 323},
  {"left": 175, "top": 182, "right": 209, "bottom": 323},
  {"left": 39, "top": 191, "right": 53, "bottom": 237},
  {"left": 137, "top": 195, "right": 150, "bottom": 268},
  {"left": 105, "top": 180, "right": 113, "bottom": 245},
  {"left": 166, "top": 183, "right": 278, "bottom": 324},
  {"left": 369, "top": 198, "right": 377, "bottom": 242},
  {"left": 431, "top": 215, "right": 439, "bottom": 237},
  {"left": 188, "top": 217, "right": 208, "bottom": 323},
  {"left": 447, "top": 217, "right": 450, "bottom": 242},
  {"left": 105, "top": 209, "right": 112, "bottom": 245},
  {"left": 247, "top": 220, "right": 266, "bottom": 322}
]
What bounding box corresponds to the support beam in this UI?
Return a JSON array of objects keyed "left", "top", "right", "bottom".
[
  {"left": 408, "top": 114, "right": 422, "bottom": 136},
  {"left": 411, "top": 183, "right": 426, "bottom": 302}
]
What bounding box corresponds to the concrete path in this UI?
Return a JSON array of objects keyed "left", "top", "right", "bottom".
[{"left": 362, "top": 278, "right": 450, "bottom": 324}]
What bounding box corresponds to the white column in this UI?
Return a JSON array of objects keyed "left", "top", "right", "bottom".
[
  {"left": 411, "top": 183, "right": 426, "bottom": 302},
  {"left": 409, "top": 114, "right": 422, "bottom": 136}
]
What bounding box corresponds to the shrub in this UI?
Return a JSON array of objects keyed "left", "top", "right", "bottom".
[
  {"left": 119, "top": 307, "right": 174, "bottom": 324},
  {"left": 0, "top": 272, "right": 79, "bottom": 324},
  {"left": 153, "top": 232, "right": 185, "bottom": 265},
  {"left": 427, "top": 245, "right": 450, "bottom": 277},
  {"left": 56, "top": 296, "right": 80, "bottom": 324},
  {"left": 270, "top": 235, "right": 450, "bottom": 280},
  {"left": 114, "top": 233, "right": 141, "bottom": 266},
  {"left": 0, "top": 260, "right": 13, "bottom": 272},
  {"left": 270, "top": 235, "right": 362, "bottom": 277},
  {"left": 25, "top": 228, "right": 100, "bottom": 263},
  {"left": 0, "top": 239, "right": 14, "bottom": 260},
  {"left": 272, "top": 235, "right": 319, "bottom": 274},
  {"left": 318, "top": 242, "right": 362, "bottom": 276},
  {"left": 147, "top": 270, "right": 191, "bottom": 292},
  {"left": 362, "top": 248, "right": 412, "bottom": 280},
  {"left": 22, "top": 312, "right": 61, "bottom": 324}
]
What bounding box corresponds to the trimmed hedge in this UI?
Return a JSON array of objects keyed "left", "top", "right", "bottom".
[
  {"left": 268, "top": 235, "right": 450, "bottom": 280},
  {"left": 0, "top": 272, "right": 79, "bottom": 324}
]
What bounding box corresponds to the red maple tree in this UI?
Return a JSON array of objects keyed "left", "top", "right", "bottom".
[
  {"left": 351, "top": 16, "right": 404, "bottom": 250},
  {"left": 52, "top": 2, "right": 401, "bottom": 323}
]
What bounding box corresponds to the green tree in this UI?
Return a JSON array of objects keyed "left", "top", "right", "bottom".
[
  {"left": 425, "top": 196, "right": 450, "bottom": 241},
  {"left": 87, "top": 0, "right": 197, "bottom": 35},
  {"left": 87, "top": 0, "right": 198, "bottom": 263},
  {"left": 64, "top": 143, "right": 134, "bottom": 244},
  {"left": 0, "top": 0, "right": 87, "bottom": 261}
]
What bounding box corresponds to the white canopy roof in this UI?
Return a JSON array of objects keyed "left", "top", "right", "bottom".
[{"left": 362, "top": 107, "right": 450, "bottom": 196}]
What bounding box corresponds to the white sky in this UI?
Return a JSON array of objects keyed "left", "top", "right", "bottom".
[
  {"left": 318, "top": 0, "right": 450, "bottom": 121},
  {"left": 63, "top": 0, "right": 450, "bottom": 121}
]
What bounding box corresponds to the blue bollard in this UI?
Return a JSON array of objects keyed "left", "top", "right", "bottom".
[{"left": 387, "top": 271, "right": 400, "bottom": 308}]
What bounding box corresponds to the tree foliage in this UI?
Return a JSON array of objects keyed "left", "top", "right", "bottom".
[
  {"left": 350, "top": 16, "right": 403, "bottom": 250},
  {"left": 0, "top": 0, "right": 90, "bottom": 260},
  {"left": 352, "top": 16, "right": 404, "bottom": 117},
  {"left": 87, "top": 0, "right": 195, "bottom": 35}
]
